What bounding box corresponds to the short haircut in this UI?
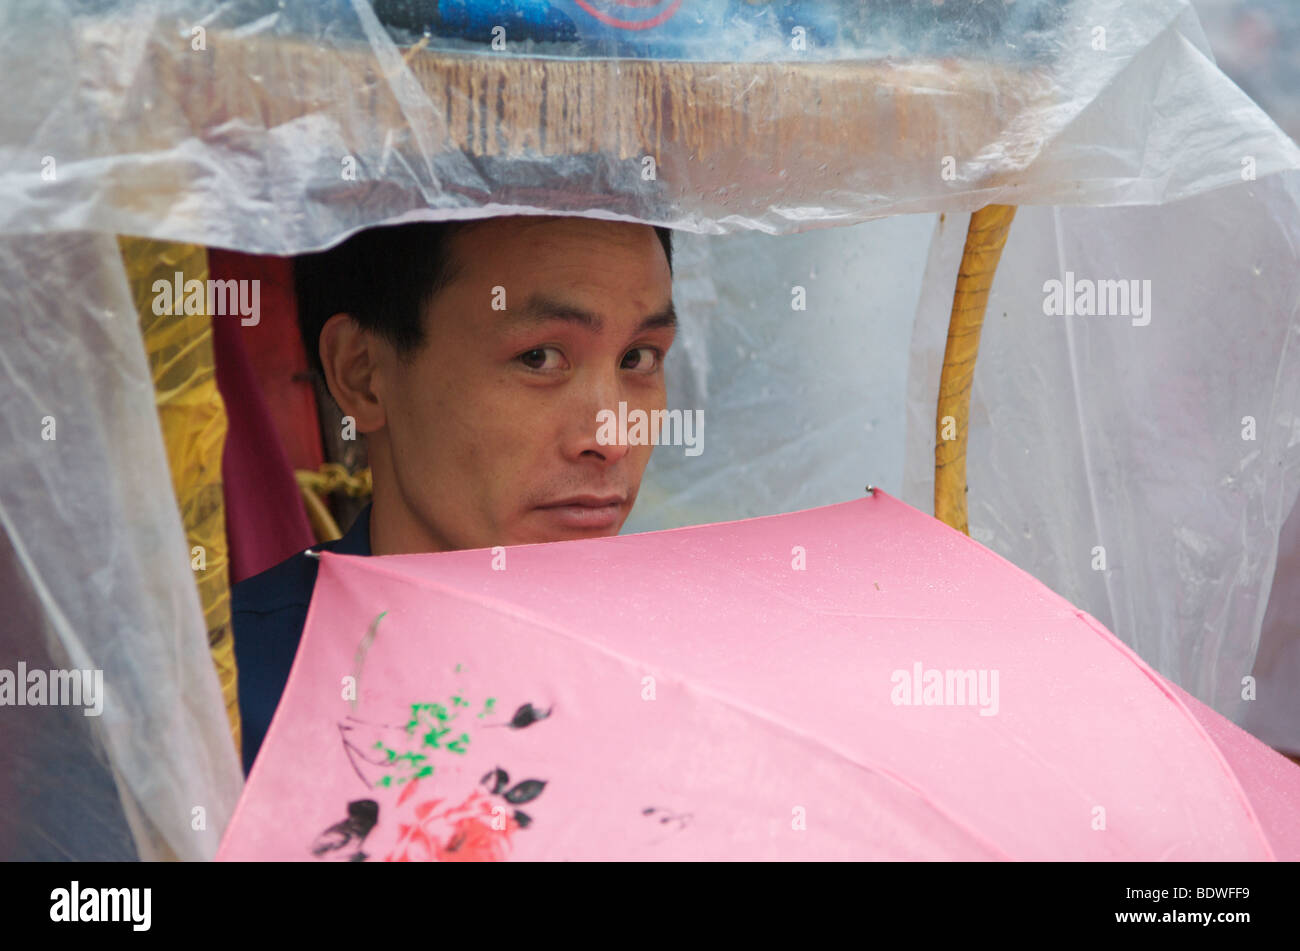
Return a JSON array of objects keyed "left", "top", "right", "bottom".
[{"left": 294, "top": 219, "right": 673, "bottom": 379}]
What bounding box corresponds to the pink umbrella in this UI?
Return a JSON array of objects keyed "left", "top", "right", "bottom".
[{"left": 217, "top": 490, "right": 1300, "bottom": 861}]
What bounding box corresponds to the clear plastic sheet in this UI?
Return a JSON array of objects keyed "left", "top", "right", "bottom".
[
  {"left": 2, "top": 0, "right": 1299, "bottom": 860},
  {"left": 902, "top": 172, "right": 1300, "bottom": 747},
  {"left": 0, "top": 233, "right": 242, "bottom": 860},
  {"left": 1187, "top": 4, "right": 1300, "bottom": 755},
  {"left": 2, "top": 0, "right": 1298, "bottom": 250},
  {"left": 622, "top": 215, "right": 935, "bottom": 531},
  {"left": 1191, "top": 0, "right": 1300, "bottom": 143}
]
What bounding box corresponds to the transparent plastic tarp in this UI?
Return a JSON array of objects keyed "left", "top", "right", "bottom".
[
  {"left": 2, "top": 0, "right": 1298, "bottom": 860},
  {"left": 4, "top": 0, "right": 1299, "bottom": 251},
  {"left": 622, "top": 216, "right": 935, "bottom": 530},
  {"left": 900, "top": 172, "right": 1300, "bottom": 744},
  {"left": 0, "top": 233, "right": 241, "bottom": 860},
  {"left": 1191, "top": 0, "right": 1300, "bottom": 142}
]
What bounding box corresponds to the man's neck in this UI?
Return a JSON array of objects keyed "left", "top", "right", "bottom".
[{"left": 365, "top": 438, "right": 450, "bottom": 556}]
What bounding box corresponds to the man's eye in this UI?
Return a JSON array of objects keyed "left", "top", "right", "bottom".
[
  {"left": 621, "top": 347, "right": 660, "bottom": 372},
  {"left": 518, "top": 347, "right": 564, "bottom": 370}
]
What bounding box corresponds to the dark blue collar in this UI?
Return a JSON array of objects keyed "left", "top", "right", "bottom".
[{"left": 330, "top": 503, "right": 372, "bottom": 557}]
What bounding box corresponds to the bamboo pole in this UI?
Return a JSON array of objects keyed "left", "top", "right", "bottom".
[{"left": 934, "top": 204, "right": 1017, "bottom": 534}]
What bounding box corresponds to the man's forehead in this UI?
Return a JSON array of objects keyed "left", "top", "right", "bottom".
[
  {"left": 504, "top": 291, "right": 677, "bottom": 335},
  {"left": 445, "top": 217, "right": 672, "bottom": 331}
]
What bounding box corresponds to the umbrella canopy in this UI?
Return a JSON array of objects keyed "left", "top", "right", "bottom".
[{"left": 218, "top": 490, "right": 1299, "bottom": 861}]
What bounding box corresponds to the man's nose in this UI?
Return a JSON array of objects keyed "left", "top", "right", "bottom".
[{"left": 564, "top": 376, "right": 632, "bottom": 465}]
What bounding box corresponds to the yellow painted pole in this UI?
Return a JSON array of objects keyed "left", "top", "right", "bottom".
[{"left": 934, "top": 204, "right": 1017, "bottom": 534}]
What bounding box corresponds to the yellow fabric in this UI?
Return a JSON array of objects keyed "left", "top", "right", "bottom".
[
  {"left": 296, "top": 465, "right": 373, "bottom": 544},
  {"left": 118, "top": 236, "right": 241, "bottom": 755},
  {"left": 934, "top": 205, "right": 1017, "bottom": 535},
  {"left": 297, "top": 462, "right": 373, "bottom": 499}
]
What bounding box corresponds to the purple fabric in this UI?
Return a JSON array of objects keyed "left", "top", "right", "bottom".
[{"left": 212, "top": 317, "right": 315, "bottom": 585}]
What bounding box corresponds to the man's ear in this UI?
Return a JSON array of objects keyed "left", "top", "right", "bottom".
[{"left": 318, "top": 313, "right": 387, "bottom": 433}]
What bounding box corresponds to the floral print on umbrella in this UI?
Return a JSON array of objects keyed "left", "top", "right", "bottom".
[{"left": 312, "top": 676, "right": 552, "bottom": 862}]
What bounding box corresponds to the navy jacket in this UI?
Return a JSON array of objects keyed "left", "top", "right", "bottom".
[{"left": 231, "top": 505, "right": 372, "bottom": 775}]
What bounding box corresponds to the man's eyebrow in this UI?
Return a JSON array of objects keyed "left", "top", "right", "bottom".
[{"left": 515, "top": 293, "right": 677, "bottom": 334}]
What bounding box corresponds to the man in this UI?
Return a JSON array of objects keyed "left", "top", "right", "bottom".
[{"left": 232, "top": 215, "right": 675, "bottom": 774}]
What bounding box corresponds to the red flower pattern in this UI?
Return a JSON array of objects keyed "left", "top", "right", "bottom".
[{"left": 385, "top": 782, "right": 518, "bottom": 862}]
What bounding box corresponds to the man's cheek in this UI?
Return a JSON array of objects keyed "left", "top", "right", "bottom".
[
  {"left": 629, "top": 442, "right": 655, "bottom": 479},
  {"left": 438, "top": 392, "right": 502, "bottom": 449}
]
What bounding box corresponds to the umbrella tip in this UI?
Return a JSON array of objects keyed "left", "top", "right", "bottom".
[
  {"left": 865, "top": 485, "right": 876, "bottom": 496},
  {"left": 304, "top": 548, "right": 322, "bottom": 560}
]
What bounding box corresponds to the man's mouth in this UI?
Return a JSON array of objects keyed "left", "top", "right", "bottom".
[{"left": 534, "top": 495, "right": 626, "bottom": 531}]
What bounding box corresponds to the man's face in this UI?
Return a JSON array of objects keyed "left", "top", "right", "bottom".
[{"left": 375, "top": 216, "right": 675, "bottom": 551}]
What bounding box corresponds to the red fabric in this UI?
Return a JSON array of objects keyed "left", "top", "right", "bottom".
[
  {"left": 213, "top": 313, "right": 315, "bottom": 584},
  {"left": 208, "top": 250, "right": 324, "bottom": 473}
]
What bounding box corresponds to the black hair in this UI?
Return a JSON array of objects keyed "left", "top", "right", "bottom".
[{"left": 294, "top": 219, "right": 673, "bottom": 380}]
